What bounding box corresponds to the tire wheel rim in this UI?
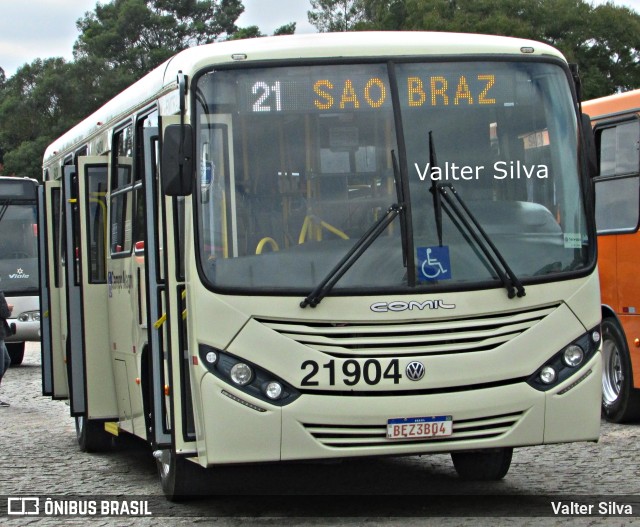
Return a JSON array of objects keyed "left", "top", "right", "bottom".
[
  {"left": 158, "top": 450, "right": 171, "bottom": 481},
  {"left": 75, "top": 416, "right": 84, "bottom": 440},
  {"left": 602, "top": 333, "right": 623, "bottom": 405}
]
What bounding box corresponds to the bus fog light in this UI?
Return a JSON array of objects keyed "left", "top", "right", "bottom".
[
  {"left": 230, "top": 363, "right": 253, "bottom": 386},
  {"left": 205, "top": 351, "right": 218, "bottom": 365},
  {"left": 540, "top": 366, "right": 557, "bottom": 384},
  {"left": 563, "top": 345, "right": 584, "bottom": 367},
  {"left": 592, "top": 330, "right": 601, "bottom": 344},
  {"left": 264, "top": 382, "right": 283, "bottom": 400}
]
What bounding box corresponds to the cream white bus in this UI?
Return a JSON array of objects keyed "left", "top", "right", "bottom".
[{"left": 40, "top": 32, "right": 602, "bottom": 500}]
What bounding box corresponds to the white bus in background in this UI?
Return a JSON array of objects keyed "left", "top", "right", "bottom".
[
  {"left": 0, "top": 176, "right": 40, "bottom": 365},
  {"left": 40, "top": 32, "right": 602, "bottom": 500}
]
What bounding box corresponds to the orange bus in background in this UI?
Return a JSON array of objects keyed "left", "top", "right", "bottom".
[{"left": 584, "top": 89, "right": 640, "bottom": 422}]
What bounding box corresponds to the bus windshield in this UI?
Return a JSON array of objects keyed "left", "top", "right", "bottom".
[
  {"left": 195, "top": 60, "right": 591, "bottom": 294},
  {"left": 0, "top": 201, "right": 39, "bottom": 293}
]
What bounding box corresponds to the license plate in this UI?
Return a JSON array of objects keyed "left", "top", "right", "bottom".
[{"left": 387, "top": 415, "right": 453, "bottom": 440}]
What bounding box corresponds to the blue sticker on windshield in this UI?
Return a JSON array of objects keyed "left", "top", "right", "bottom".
[{"left": 418, "top": 246, "right": 452, "bottom": 281}]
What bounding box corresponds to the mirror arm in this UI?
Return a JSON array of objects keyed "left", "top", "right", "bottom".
[{"left": 177, "top": 71, "right": 188, "bottom": 174}]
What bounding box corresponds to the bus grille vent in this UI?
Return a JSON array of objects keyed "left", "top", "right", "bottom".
[
  {"left": 302, "top": 411, "right": 523, "bottom": 448},
  {"left": 256, "top": 304, "right": 557, "bottom": 358}
]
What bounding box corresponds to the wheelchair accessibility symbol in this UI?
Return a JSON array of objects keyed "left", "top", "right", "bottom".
[{"left": 418, "top": 246, "right": 452, "bottom": 281}]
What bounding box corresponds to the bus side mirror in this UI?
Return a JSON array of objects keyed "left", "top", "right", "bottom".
[
  {"left": 581, "top": 113, "right": 598, "bottom": 179},
  {"left": 162, "top": 124, "right": 194, "bottom": 196}
]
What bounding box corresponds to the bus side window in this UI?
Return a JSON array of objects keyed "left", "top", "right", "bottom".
[
  {"left": 594, "top": 121, "right": 640, "bottom": 233},
  {"left": 86, "top": 166, "right": 108, "bottom": 282},
  {"left": 111, "top": 125, "right": 134, "bottom": 256},
  {"left": 598, "top": 121, "right": 639, "bottom": 177},
  {"left": 595, "top": 177, "right": 639, "bottom": 233}
]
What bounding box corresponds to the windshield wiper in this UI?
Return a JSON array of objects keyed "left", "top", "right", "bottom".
[
  {"left": 0, "top": 200, "right": 13, "bottom": 224},
  {"left": 437, "top": 183, "right": 526, "bottom": 299},
  {"left": 300, "top": 204, "right": 403, "bottom": 308},
  {"left": 428, "top": 133, "right": 525, "bottom": 299},
  {"left": 428, "top": 132, "right": 444, "bottom": 247},
  {"left": 391, "top": 149, "right": 409, "bottom": 268}
]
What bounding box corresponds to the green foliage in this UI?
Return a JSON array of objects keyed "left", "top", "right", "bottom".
[
  {"left": 274, "top": 22, "right": 297, "bottom": 36},
  {"left": 0, "top": 59, "right": 83, "bottom": 179},
  {"left": 227, "top": 25, "right": 264, "bottom": 40},
  {"left": 353, "top": 0, "right": 640, "bottom": 98},
  {"left": 308, "top": 0, "right": 365, "bottom": 32},
  {"left": 73, "top": 0, "right": 245, "bottom": 76},
  {"left": 0, "top": 0, "right": 256, "bottom": 180}
]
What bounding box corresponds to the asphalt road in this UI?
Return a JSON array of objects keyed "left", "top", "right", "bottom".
[{"left": 1, "top": 343, "right": 639, "bottom": 525}]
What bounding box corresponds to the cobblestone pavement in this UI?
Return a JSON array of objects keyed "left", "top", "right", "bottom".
[{"left": 1, "top": 343, "right": 639, "bottom": 526}]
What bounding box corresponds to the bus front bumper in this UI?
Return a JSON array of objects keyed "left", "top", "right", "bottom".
[
  {"left": 5, "top": 319, "right": 40, "bottom": 343},
  {"left": 198, "top": 352, "right": 601, "bottom": 465}
]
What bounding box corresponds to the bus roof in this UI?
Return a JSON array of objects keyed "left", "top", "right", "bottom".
[
  {"left": 43, "top": 31, "right": 567, "bottom": 165},
  {"left": 583, "top": 89, "right": 640, "bottom": 122}
]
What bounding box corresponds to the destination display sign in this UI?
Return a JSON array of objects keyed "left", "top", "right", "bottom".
[{"left": 234, "top": 65, "right": 516, "bottom": 114}]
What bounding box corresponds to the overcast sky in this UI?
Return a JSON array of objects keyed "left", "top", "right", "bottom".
[{"left": 0, "top": 0, "right": 638, "bottom": 78}]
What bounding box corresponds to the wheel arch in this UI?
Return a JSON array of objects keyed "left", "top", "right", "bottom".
[
  {"left": 602, "top": 304, "right": 621, "bottom": 325},
  {"left": 601, "top": 305, "right": 635, "bottom": 385}
]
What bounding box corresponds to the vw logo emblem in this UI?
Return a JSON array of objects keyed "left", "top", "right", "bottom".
[{"left": 406, "top": 361, "right": 425, "bottom": 381}]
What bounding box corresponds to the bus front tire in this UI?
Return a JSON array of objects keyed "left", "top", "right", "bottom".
[
  {"left": 451, "top": 447, "right": 513, "bottom": 481},
  {"left": 601, "top": 318, "right": 640, "bottom": 423},
  {"left": 7, "top": 342, "right": 25, "bottom": 366},
  {"left": 155, "top": 449, "right": 202, "bottom": 501},
  {"left": 75, "top": 416, "right": 112, "bottom": 453}
]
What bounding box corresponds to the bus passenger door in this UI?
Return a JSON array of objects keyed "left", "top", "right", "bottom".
[
  {"left": 142, "top": 127, "right": 172, "bottom": 448},
  {"left": 62, "top": 165, "right": 85, "bottom": 413},
  {"left": 78, "top": 157, "right": 118, "bottom": 419},
  {"left": 66, "top": 158, "right": 118, "bottom": 419},
  {"left": 40, "top": 180, "right": 67, "bottom": 398},
  {"left": 158, "top": 115, "right": 198, "bottom": 456},
  {"left": 38, "top": 184, "right": 52, "bottom": 395}
]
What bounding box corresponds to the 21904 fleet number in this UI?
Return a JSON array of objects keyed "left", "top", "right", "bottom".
[{"left": 301, "top": 358, "right": 401, "bottom": 387}]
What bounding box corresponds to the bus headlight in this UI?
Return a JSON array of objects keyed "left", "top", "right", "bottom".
[
  {"left": 198, "top": 344, "right": 300, "bottom": 406},
  {"left": 539, "top": 366, "right": 557, "bottom": 384},
  {"left": 527, "top": 326, "right": 600, "bottom": 392},
  {"left": 18, "top": 310, "right": 40, "bottom": 322},
  {"left": 563, "top": 345, "right": 584, "bottom": 367},
  {"left": 230, "top": 363, "right": 253, "bottom": 386},
  {"left": 205, "top": 350, "right": 218, "bottom": 365},
  {"left": 264, "top": 381, "right": 283, "bottom": 400}
]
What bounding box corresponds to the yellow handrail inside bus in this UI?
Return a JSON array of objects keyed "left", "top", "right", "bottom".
[
  {"left": 154, "top": 313, "right": 167, "bottom": 329},
  {"left": 256, "top": 237, "right": 279, "bottom": 254},
  {"left": 298, "top": 215, "right": 349, "bottom": 244}
]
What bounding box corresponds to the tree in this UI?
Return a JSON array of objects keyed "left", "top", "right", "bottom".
[
  {"left": 308, "top": 0, "right": 365, "bottom": 32},
  {"left": 358, "top": 0, "right": 640, "bottom": 98},
  {"left": 0, "top": 59, "right": 82, "bottom": 179},
  {"left": 0, "top": 0, "right": 253, "bottom": 180},
  {"left": 578, "top": 2, "right": 640, "bottom": 96},
  {"left": 74, "top": 0, "right": 245, "bottom": 77},
  {"left": 274, "top": 22, "right": 297, "bottom": 36},
  {"left": 227, "top": 25, "right": 264, "bottom": 40}
]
